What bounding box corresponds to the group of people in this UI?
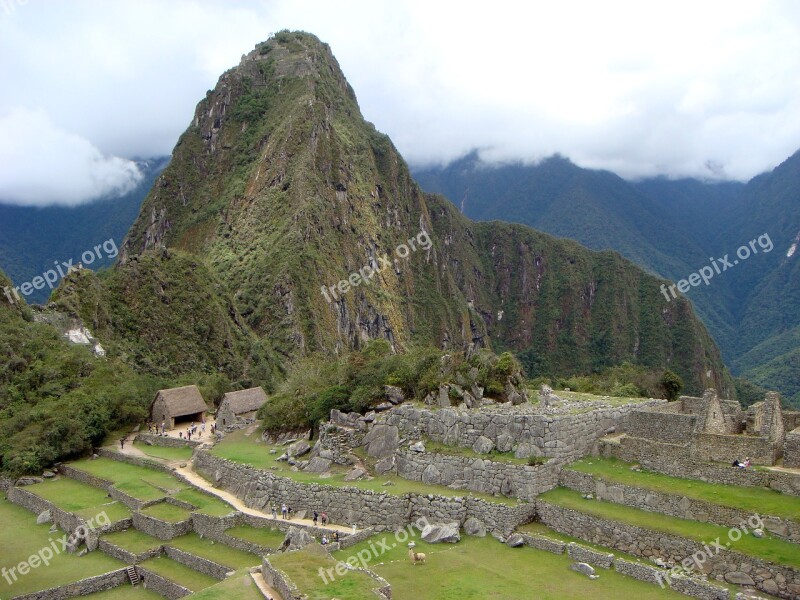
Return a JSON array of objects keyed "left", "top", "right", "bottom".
[
  {"left": 179, "top": 420, "right": 210, "bottom": 441},
  {"left": 146, "top": 421, "right": 167, "bottom": 435},
  {"left": 312, "top": 510, "right": 329, "bottom": 526},
  {"left": 732, "top": 456, "right": 752, "bottom": 468}
]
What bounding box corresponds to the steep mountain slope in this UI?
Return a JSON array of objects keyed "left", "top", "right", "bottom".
[
  {"left": 414, "top": 150, "right": 800, "bottom": 405},
  {"left": 61, "top": 31, "right": 729, "bottom": 396},
  {"left": 0, "top": 158, "right": 169, "bottom": 304}
]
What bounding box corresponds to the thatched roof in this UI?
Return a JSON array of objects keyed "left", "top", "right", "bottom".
[
  {"left": 220, "top": 387, "right": 268, "bottom": 414},
  {"left": 154, "top": 385, "right": 208, "bottom": 417}
]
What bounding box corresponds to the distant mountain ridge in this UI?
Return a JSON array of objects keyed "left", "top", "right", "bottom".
[{"left": 413, "top": 150, "right": 800, "bottom": 404}]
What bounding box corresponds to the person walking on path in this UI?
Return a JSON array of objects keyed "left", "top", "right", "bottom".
[
  {"left": 119, "top": 438, "right": 125, "bottom": 449},
  {"left": 321, "top": 512, "right": 328, "bottom": 526},
  {"left": 281, "top": 503, "right": 288, "bottom": 519},
  {"left": 272, "top": 505, "right": 278, "bottom": 519},
  {"left": 313, "top": 511, "right": 319, "bottom": 526}
]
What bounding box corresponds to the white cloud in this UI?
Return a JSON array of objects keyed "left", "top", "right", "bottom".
[
  {"left": 0, "top": 0, "right": 798, "bottom": 201},
  {"left": 0, "top": 108, "right": 142, "bottom": 206}
]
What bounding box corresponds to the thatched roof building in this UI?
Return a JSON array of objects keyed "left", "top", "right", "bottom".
[
  {"left": 150, "top": 385, "right": 208, "bottom": 429},
  {"left": 217, "top": 387, "right": 268, "bottom": 429}
]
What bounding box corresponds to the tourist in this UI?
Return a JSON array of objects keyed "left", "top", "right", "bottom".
[
  {"left": 313, "top": 511, "right": 319, "bottom": 526},
  {"left": 732, "top": 458, "right": 742, "bottom": 467},
  {"left": 272, "top": 505, "right": 278, "bottom": 519},
  {"left": 743, "top": 457, "right": 751, "bottom": 468},
  {"left": 321, "top": 512, "right": 328, "bottom": 526},
  {"left": 119, "top": 438, "right": 125, "bottom": 449},
  {"left": 281, "top": 503, "right": 288, "bottom": 519},
  {"left": 161, "top": 421, "right": 166, "bottom": 435},
  {"left": 333, "top": 531, "right": 339, "bottom": 543},
  {"left": 321, "top": 535, "right": 328, "bottom": 545},
  {"left": 288, "top": 506, "right": 293, "bottom": 520}
]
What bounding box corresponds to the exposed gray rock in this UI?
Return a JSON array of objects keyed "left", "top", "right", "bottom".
[
  {"left": 725, "top": 572, "right": 755, "bottom": 586},
  {"left": 304, "top": 457, "right": 332, "bottom": 473},
  {"left": 570, "top": 562, "right": 598, "bottom": 579},
  {"left": 437, "top": 385, "right": 451, "bottom": 408},
  {"left": 374, "top": 402, "right": 394, "bottom": 412},
  {"left": 375, "top": 455, "right": 396, "bottom": 475},
  {"left": 409, "top": 441, "right": 426, "bottom": 453},
  {"left": 421, "top": 464, "right": 441, "bottom": 485},
  {"left": 16, "top": 477, "right": 44, "bottom": 486},
  {"left": 385, "top": 385, "right": 405, "bottom": 405},
  {"left": 288, "top": 440, "right": 312, "bottom": 457},
  {"left": 752, "top": 528, "right": 764, "bottom": 538},
  {"left": 505, "top": 533, "right": 525, "bottom": 547},
  {"left": 344, "top": 467, "right": 366, "bottom": 481},
  {"left": 42, "top": 471, "right": 55, "bottom": 479},
  {"left": 421, "top": 522, "right": 461, "bottom": 544},
  {"left": 36, "top": 510, "right": 51, "bottom": 524},
  {"left": 472, "top": 436, "right": 495, "bottom": 454},
  {"left": 463, "top": 516, "right": 486, "bottom": 537},
  {"left": 496, "top": 434, "right": 514, "bottom": 453},
  {"left": 363, "top": 424, "right": 400, "bottom": 458},
  {"left": 281, "top": 526, "right": 314, "bottom": 551}
]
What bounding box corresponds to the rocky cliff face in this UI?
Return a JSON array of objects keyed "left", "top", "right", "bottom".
[{"left": 75, "top": 31, "right": 728, "bottom": 394}]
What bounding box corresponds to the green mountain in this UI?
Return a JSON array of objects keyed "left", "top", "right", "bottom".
[{"left": 413, "top": 150, "right": 800, "bottom": 405}]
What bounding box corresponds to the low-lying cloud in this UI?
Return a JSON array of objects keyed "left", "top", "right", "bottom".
[{"left": 0, "top": 109, "right": 142, "bottom": 206}]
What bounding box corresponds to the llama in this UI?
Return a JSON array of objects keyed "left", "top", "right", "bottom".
[{"left": 408, "top": 542, "right": 426, "bottom": 565}]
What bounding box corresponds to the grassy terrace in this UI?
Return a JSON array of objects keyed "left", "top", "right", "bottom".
[
  {"left": 69, "top": 457, "right": 235, "bottom": 516},
  {"left": 141, "top": 502, "right": 192, "bottom": 523},
  {"left": 168, "top": 533, "right": 261, "bottom": 569},
  {"left": 0, "top": 497, "right": 124, "bottom": 597},
  {"left": 133, "top": 441, "right": 194, "bottom": 462},
  {"left": 568, "top": 456, "right": 800, "bottom": 521},
  {"left": 185, "top": 569, "right": 265, "bottom": 600},
  {"left": 271, "top": 543, "right": 382, "bottom": 600},
  {"left": 333, "top": 533, "right": 686, "bottom": 600},
  {"left": 102, "top": 528, "right": 163, "bottom": 554},
  {"left": 139, "top": 556, "right": 220, "bottom": 591},
  {"left": 224, "top": 524, "right": 286, "bottom": 547},
  {"left": 540, "top": 488, "right": 800, "bottom": 569},
  {"left": 25, "top": 477, "right": 131, "bottom": 523},
  {"left": 84, "top": 586, "right": 164, "bottom": 599},
  {"left": 210, "top": 429, "right": 518, "bottom": 505}
]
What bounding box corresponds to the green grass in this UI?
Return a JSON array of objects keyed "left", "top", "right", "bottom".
[
  {"left": 101, "top": 528, "right": 163, "bottom": 554},
  {"left": 70, "top": 457, "right": 183, "bottom": 501},
  {"left": 134, "top": 441, "right": 194, "bottom": 461},
  {"left": 416, "top": 438, "right": 536, "bottom": 466},
  {"left": 183, "top": 568, "right": 264, "bottom": 600},
  {"left": 332, "top": 533, "right": 687, "bottom": 600},
  {"left": 168, "top": 533, "right": 261, "bottom": 569},
  {"left": 568, "top": 456, "right": 800, "bottom": 522},
  {"left": 210, "top": 429, "right": 517, "bottom": 505},
  {"left": 141, "top": 502, "right": 192, "bottom": 523},
  {"left": 270, "top": 543, "right": 381, "bottom": 600},
  {"left": 139, "top": 556, "right": 220, "bottom": 591},
  {"left": 0, "top": 497, "right": 125, "bottom": 597},
  {"left": 173, "top": 488, "right": 235, "bottom": 516},
  {"left": 540, "top": 487, "right": 800, "bottom": 569},
  {"left": 82, "top": 585, "right": 164, "bottom": 599},
  {"left": 25, "top": 478, "right": 131, "bottom": 522},
  {"left": 224, "top": 524, "right": 286, "bottom": 547}
]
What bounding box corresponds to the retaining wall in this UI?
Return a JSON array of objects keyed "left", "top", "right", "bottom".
[
  {"left": 395, "top": 449, "right": 559, "bottom": 501},
  {"left": 131, "top": 511, "right": 192, "bottom": 541},
  {"left": 559, "top": 469, "right": 800, "bottom": 543},
  {"left": 9, "top": 569, "right": 128, "bottom": 600},
  {"left": 195, "top": 451, "right": 535, "bottom": 535},
  {"left": 262, "top": 559, "right": 303, "bottom": 600},
  {"left": 535, "top": 500, "right": 800, "bottom": 599},
  {"left": 136, "top": 432, "right": 201, "bottom": 449},
  {"left": 98, "top": 538, "right": 162, "bottom": 564},
  {"left": 785, "top": 430, "right": 800, "bottom": 468},
  {"left": 137, "top": 566, "right": 191, "bottom": 599},
  {"left": 164, "top": 546, "right": 229, "bottom": 579}
]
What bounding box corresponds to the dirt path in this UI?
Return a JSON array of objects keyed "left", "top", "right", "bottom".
[{"left": 250, "top": 570, "right": 284, "bottom": 600}]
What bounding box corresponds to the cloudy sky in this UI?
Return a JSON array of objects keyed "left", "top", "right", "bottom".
[{"left": 1, "top": 0, "right": 799, "bottom": 206}]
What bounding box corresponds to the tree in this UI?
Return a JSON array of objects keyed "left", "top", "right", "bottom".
[{"left": 661, "top": 370, "right": 683, "bottom": 401}]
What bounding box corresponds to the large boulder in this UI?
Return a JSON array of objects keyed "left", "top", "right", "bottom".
[
  {"left": 472, "top": 436, "right": 494, "bottom": 454},
  {"left": 36, "top": 510, "right": 51, "bottom": 525},
  {"left": 363, "top": 424, "right": 400, "bottom": 459},
  {"left": 409, "top": 441, "right": 426, "bottom": 453},
  {"left": 506, "top": 533, "right": 525, "bottom": 547},
  {"left": 375, "top": 455, "right": 396, "bottom": 475},
  {"left": 288, "top": 440, "right": 312, "bottom": 457},
  {"left": 421, "top": 522, "right": 461, "bottom": 544},
  {"left": 344, "top": 467, "right": 366, "bottom": 481},
  {"left": 570, "top": 562, "right": 598, "bottom": 579},
  {"left": 384, "top": 385, "right": 405, "bottom": 405},
  {"left": 463, "top": 517, "right": 486, "bottom": 537},
  {"left": 421, "top": 464, "right": 441, "bottom": 485},
  {"left": 281, "top": 526, "right": 314, "bottom": 551},
  {"left": 304, "top": 457, "right": 332, "bottom": 473}
]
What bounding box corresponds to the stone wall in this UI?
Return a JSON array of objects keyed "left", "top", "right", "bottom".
[
  {"left": 195, "top": 451, "right": 535, "bottom": 535},
  {"left": 536, "top": 501, "right": 800, "bottom": 599},
  {"left": 566, "top": 541, "right": 614, "bottom": 568},
  {"left": 9, "top": 569, "right": 128, "bottom": 600},
  {"left": 315, "top": 422, "right": 364, "bottom": 465},
  {"left": 559, "top": 469, "right": 800, "bottom": 543},
  {"left": 784, "top": 412, "right": 800, "bottom": 432},
  {"left": 375, "top": 400, "right": 664, "bottom": 462},
  {"left": 600, "top": 435, "right": 800, "bottom": 496},
  {"left": 785, "top": 429, "right": 800, "bottom": 468},
  {"left": 164, "top": 546, "right": 229, "bottom": 579},
  {"left": 626, "top": 405, "right": 696, "bottom": 444},
  {"left": 131, "top": 511, "right": 192, "bottom": 541},
  {"left": 98, "top": 538, "right": 162, "bottom": 564},
  {"left": 394, "top": 449, "right": 559, "bottom": 501},
  {"left": 136, "top": 432, "right": 201, "bottom": 449},
  {"left": 137, "top": 566, "right": 191, "bottom": 599},
  {"left": 262, "top": 559, "right": 303, "bottom": 600},
  {"left": 96, "top": 448, "right": 180, "bottom": 475},
  {"left": 694, "top": 432, "right": 776, "bottom": 464}
]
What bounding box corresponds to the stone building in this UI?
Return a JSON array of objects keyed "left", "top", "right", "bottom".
[
  {"left": 216, "top": 387, "right": 268, "bottom": 430},
  {"left": 623, "top": 389, "right": 787, "bottom": 465},
  {"left": 150, "top": 385, "right": 208, "bottom": 430}
]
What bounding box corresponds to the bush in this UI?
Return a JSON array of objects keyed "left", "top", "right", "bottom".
[{"left": 660, "top": 370, "right": 683, "bottom": 401}]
